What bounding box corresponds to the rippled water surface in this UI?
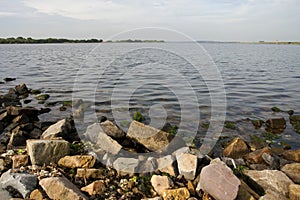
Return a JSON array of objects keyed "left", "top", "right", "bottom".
[{"left": 0, "top": 43, "right": 300, "bottom": 147}]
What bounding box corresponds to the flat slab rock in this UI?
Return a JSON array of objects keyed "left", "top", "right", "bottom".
[
  {"left": 176, "top": 153, "right": 197, "bottom": 180},
  {"left": 197, "top": 159, "right": 241, "bottom": 200},
  {"left": 0, "top": 169, "right": 37, "bottom": 198},
  {"left": 127, "top": 120, "right": 172, "bottom": 151},
  {"left": 244, "top": 170, "right": 293, "bottom": 197},
  {"left": 58, "top": 155, "right": 96, "bottom": 169},
  {"left": 39, "top": 177, "right": 88, "bottom": 200}
]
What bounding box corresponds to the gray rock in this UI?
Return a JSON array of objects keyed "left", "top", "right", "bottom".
[
  {"left": 157, "top": 155, "right": 177, "bottom": 177},
  {"left": 197, "top": 160, "right": 241, "bottom": 200},
  {"left": 281, "top": 163, "right": 300, "bottom": 183},
  {"left": 41, "top": 118, "right": 79, "bottom": 142},
  {"left": 113, "top": 157, "right": 139, "bottom": 174},
  {"left": 0, "top": 169, "right": 37, "bottom": 198},
  {"left": 151, "top": 175, "right": 174, "bottom": 195},
  {"left": 244, "top": 170, "right": 293, "bottom": 197},
  {"left": 27, "top": 139, "right": 70, "bottom": 166},
  {"left": 0, "top": 184, "right": 12, "bottom": 200},
  {"left": 85, "top": 123, "right": 122, "bottom": 155},
  {"left": 39, "top": 176, "right": 87, "bottom": 200},
  {"left": 127, "top": 120, "right": 172, "bottom": 151},
  {"left": 100, "top": 120, "right": 125, "bottom": 138},
  {"left": 177, "top": 153, "right": 197, "bottom": 180}
]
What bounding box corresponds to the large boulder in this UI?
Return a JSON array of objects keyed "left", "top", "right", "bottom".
[
  {"left": 26, "top": 139, "right": 70, "bottom": 165},
  {"left": 197, "top": 159, "right": 241, "bottom": 200},
  {"left": 282, "top": 148, "right": 300, "bottom": 162},
  {"left": 127, "top": 120, "right": 172, "bottom": 151},
  {"left": 281, "top": 163, "right": 300, "bottom": 183},
  {"left": 289, "top": 184, "right": 300, "bottom": 200},
  {"left": 100, "top": 120, "right": 125, "bottom": 138},
  {"left": 41, "top": 118, "right": 79, "bottom": 142},
  {"left": 0, "top": 169, "right": 37, "bottom": 198},
  {"left": 58, "top": 155, "right": 96, "bottom": 169},
  {"left": 223, "top": 137, "right": 250, "bottom": 158},
  {"left": 244, "top": 170, "right": 293, "bottom": 197},
  {"left": 176, "top": 153, "right": 197, "bottom": 180},
  {"left": 39, "top": 177, "right": 88, "bottom": 200}
]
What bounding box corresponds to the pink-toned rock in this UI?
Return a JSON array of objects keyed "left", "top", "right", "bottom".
[
  {"left": 39, "top": 177, "right": 87, "bottom": 200},
  {"left": 81, "top": 180, "right": 106, "bottom": 196},
  {"left": 197, "top": 160, "right": 241, "bottom": 200}
]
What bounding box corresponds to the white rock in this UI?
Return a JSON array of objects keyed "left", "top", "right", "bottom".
[
  {"left": 151, "top": 175, "right": 174, "bottom": 195},
  {"left": 177, "top": 153, "right": 197, "bottom": 180}
]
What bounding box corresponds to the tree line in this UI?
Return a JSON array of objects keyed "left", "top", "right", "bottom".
[{"left": 0, "top": 37, "right": 103, "bottom": 44}]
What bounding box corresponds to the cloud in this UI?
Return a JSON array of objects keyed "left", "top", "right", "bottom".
[{"left": 0, "top": 12, "right": 16, "bottom": 17}]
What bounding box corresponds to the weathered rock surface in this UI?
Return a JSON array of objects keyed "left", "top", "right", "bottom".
[
  {"left": 27, "top": 139, "right": 70, "bottom": 165},
  {"left": 127, "top": 121, "right": 172, "bottom": 151},
  {"left": 81, "top": 180, "right": 106, "bottom": 196},
  {"left": 281, "top": 163, "right": 300, "bottom": 183},
  {"left": 58, "top": 155, "right": 96, "bottom": 168},
  {"left": 100, "top": 120, "right": 125, "bottom": 138},
  {"left": 161, "top": 188, "right": 190, "bottom": 200},
  {"left": 0, "top": 169, "right": 37, "bottom": 198},
  {"left": 30, "top": 189, "right": 43, "bottom": 200},
  {"left": 151, "top": 175, "right": 174, "bottom": 195},
  {"left": 266, "top": 118, "right": 286, "bottom": 133},
  {"left": 236, "top": 180, "right": 260, "bottom": 200},
  {"left": 40, "top": 177, "right": 88, "bottom": 200},
  {"left": 223, "top": 137, "right": 250, "bottom": 158},
  {"left": 15, "top": 83, "right": 29, "bottom": 95},
  {"left": 41, "top": 118, "right": 79, "bottom": 142},
  {"left": 244, "top": 170, "right": 293, "bottom": 197},
  {"left": 85, "top": 123, "right": 122, "bottom": 155},
  {"left": 245, "top": 147, "right": 271, "bottom": 164},
  {"left": 289, "top": 184, "right": 300, "bottom": 200},
  {"left": 76, "top": 168, "right": 105, "bottom": 179},
  {"left": 113, "top": 157, "right": 139, "bottom": 174},
  {"left": 12, "top": 154, "right": 28, "bottom": 169},
  {"left": 282, "top": 148, "right": 300, "bottom": 162},
  {"left": 197, "top": 160, "right": 241, "bottom": 200},
  {"left": 177, "top": 153, "right": 197, "bottom": 180},
  {"left": 157, "top": 155, "right": 177, "bottom": 177},
  {"left": 259, "top": 189, "right": 288, "bottom": 200}
]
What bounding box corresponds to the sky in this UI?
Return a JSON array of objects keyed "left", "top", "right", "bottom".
[{"left": 0, "top": 0, "right": 299, "bottom": 41}]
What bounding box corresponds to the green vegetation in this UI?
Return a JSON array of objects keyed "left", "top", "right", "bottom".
[
  {"left": 271, "top": 106, "right": 281, "bottom": 112},
  {"left": 36, "top": 94, "right": 50, "bottom": 100},
  {"left": 133, "top": 111, "right": 145, "bottom": 123},
  {"left": 0, "top": 37, "right": 103, "bottom": 44},
  {"left": 62, "top": 100, "right": 73, "bottom": 107},
  {"left": 106, "top": 39, "right": 164, "bottom": 43},
  {"left": 225, "top": 121, "right": 236, "bottom": 129},
  {"left": 30, "top": 89, "right": 41, "bottom": 95},
  {"left": 167, "top": 125, "right": 178, "bottom": 135}
]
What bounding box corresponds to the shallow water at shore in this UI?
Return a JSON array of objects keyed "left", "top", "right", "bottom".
[{"left": 0, "top": 42, "right": 300, "bottom": 147}]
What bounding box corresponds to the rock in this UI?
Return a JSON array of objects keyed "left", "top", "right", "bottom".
[
  {"left": 151, "top": 175, "right": 174, "bottom": 195},
  {"left": 142, "top": 197, "right": 162, "bottom": 200},
  {"left": 197, "top": 160, "right": 241, "bottom": 200},
  {"left": 0, "top": 184, "right": 12, "bottom": 199},
  {"left": 244, "top": 170, "right": 293, "bottom": 197},
  {"left": 161, "top": 188, "right": 190, "bottom": 200},
  {"left": 85, "top": 123, "right": 122, "bottom": 155},
  {"left": 266, "top": 118, "right": 286, "bottom": 133},
  {"left": 3, "top": 77, "right": 16, "bottom": 82},
  {"left": 290, "top": 115, "right": 300, "bottom": 125},
  {"left": 0, "top": 169, "right": 37, "bottom": 198},
  {"left": 58, "top": 155, "right": 96, "bottom": 168},
  {"left": 12, "top": 114, "right": 30, "bottom": 124},
  {"left": 8, "top": 127, "right": 27, "bottom": 148},
  {"left": 282, "top": 149, "right": 300, "bottom": 162},
  {"left": 76, "top": 168, "right": 105, "bottom": 179},
  {"left": 81, "top": 180, "right": 106, "bottom": 196},
  {"left": 12, "top": 154, "right": 28, "bottom": 169},
  {"left": 245, "top": 147, "right": 271, "bottom": 164},
  {"left": 15, "top": 83, "right": 29, "bottom": 95},
  {"left": 157, "top": 155, "right": 177, "bottom": 177},
  {"left": 41, "top": 118, "right": 79, "bottom": 142},
  {"left": 252, "top": 119, "right": 264, "bottom": 129},
  {"left": 27, "top": 139, "right": 70, "bottom": 165},
  {"left": 100, "top": 120, "right": 125, "bottom": 138},
  {"left": 127, "top": 120, "right": 173, "bottom": 151},
  {"left": 30, "top": 189, "right": 43, "bottom": 200},
  {"left": 223, "top": 137, "right": 250, "bottom": 159},
  {"left": 113, "top": 157, "right": 139, "bottom": 175},
  {"left": 259, "top": 189, "right": 287, "bottom": 200},
  {"left": 0, "top": 159, "right": 5, "bottom": 171},
  {"left": 176, "top": 153, "right": 197, "bottom": 180},
  {"left": 289, "top": 184, "right": 300, "bottom": 200},
  {"left": 30, "top": 128, "right": 43, "bottom": 139},
  {"left": 39, "top": 177, "right": 88, "bottom": 200},
  {"left": 281, "top": 163, "right": 300, "bottom": 182},
  {"left": 187, "top": 181, "right": 195, "bottom": 196},
  {"left": 36, "top": 94, "right": 50, "bottom": 101},
  {"left": 6, "top": 106, "right": 38, "bottom": 118}
]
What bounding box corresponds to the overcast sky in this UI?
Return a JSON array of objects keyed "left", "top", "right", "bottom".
[{"left": 0, "top": 0, "right": 299, "bottom": 41}]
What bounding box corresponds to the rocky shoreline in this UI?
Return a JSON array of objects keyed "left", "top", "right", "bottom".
[{"left": 1, "top": 81, "right": 300, "bottom": 200}]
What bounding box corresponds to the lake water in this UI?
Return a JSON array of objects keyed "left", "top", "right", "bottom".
[{"left": 0, "top": 43, "right": 300, "bottom": 148}]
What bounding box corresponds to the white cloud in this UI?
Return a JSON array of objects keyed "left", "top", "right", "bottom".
[{"left": 0, "top": 11, "right": 16, "bottom": 17}]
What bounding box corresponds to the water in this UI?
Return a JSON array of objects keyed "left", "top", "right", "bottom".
[{"left": 0, "top": 43, "right": 300, "bottom": 147}]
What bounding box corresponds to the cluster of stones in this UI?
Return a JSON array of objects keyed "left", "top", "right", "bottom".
[{"left": 1, "top": 83, "right": 300, "bottom": 200}]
